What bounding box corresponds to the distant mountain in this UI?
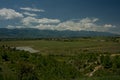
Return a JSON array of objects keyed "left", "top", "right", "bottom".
[{"left": 0, "top": 28, "right": 119, "bottom": 38}]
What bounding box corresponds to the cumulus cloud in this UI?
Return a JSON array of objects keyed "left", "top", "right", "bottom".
[
  {"left": 22, "top": 17, "right": 61, "bottom": 25},
  {"left": 6, "top": 17, "right": 116, "bottom": 33},
  {"left": 80, "top": 17, "right": 99, "bottom": 23},
  {"left": 23, "top": 17, "right": 115, "bottom": 32},
  {"left": 22, "top": 17, "right": 38, "bottom": 25},
  {"left": 53, "top": 18, "right": 115, "bottom": 32},
  {"left": 20, "top": 7, "right": 45, "bottom": 12},
  {"left": 35, "top": 24, "right": 56, "bottom": 30},
  {"left": 103, "top": 24, "right": 115, "bottom": 28},
  {"left": 23, "top": 12, "right": 37, "bottom": 17},
  {"left": 0, "top": 8, "right": 23, "bottom": 20}
]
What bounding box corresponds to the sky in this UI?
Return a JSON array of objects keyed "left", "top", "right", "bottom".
[{"left": 0, "top": 0, "right": 120, "bottom": 34}]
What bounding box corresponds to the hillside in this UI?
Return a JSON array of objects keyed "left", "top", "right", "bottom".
[{"left": 0, "top": 38, "right": 120, "bottom": 80}]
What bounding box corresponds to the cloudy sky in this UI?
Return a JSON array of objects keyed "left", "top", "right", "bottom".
[{"left": 0, "top": 0, "right": 120, "bottom": 34}]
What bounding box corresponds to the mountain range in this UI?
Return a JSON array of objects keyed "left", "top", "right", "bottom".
[{"left": 0, "top": 28, "right": 119, "bottom": 38}]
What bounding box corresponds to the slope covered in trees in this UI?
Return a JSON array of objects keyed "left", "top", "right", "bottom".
[
  {"left": 0, "top": 37, "right": 120, "bottom": 80},
  {"left": 0, "top": 44, "right": 120, "bottom": 80}
]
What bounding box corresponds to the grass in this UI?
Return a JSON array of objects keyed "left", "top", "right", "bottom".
[{"left": 0, "top": 38, "right": 120, "bottom": 55}]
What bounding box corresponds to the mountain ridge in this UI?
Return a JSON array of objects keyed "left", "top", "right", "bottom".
[{"left": 0, "top": 28, "right": 119, "bottom": 38}]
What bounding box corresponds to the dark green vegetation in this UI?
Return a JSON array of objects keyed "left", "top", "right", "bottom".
[{"left": 0, "top": 37, "right": 120, "bottom": 80}]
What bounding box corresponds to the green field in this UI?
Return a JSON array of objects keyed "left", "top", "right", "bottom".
[
  {"left": 0, "top": 37, "right": 120, "bottom": 80},
  {"left": 0, "top": 37, "right": 120, "bottom": 55}
]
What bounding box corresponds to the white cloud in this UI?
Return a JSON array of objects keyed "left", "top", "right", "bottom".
[
  {"left": 80, "top": 17, "right": 99, "bottom": 23},
  {"left": 7, "top": 17, "right": 116, "bottom": 33},
  {"left": 54, "top": 18, "right": 115, "bottom": 32},
  {"left": 22, "top": 17, "right": 38, "bottom": 25},
  {"left": 35, "top": 24, "right": 56, "bottom": 30},
  {"left": 38, "top": 18, "right": 61, "bottom": 24},
  {"left": 7, "top": 25, "right": 22, "bottom": 29},
  {"left": 0, "top": 8, "right": 23, "bottom": 20},
  {"left": 35, "top": 17, "right": 115, "bottom": 32},
  {"left": 20, "top": 17, "right": 115, "bottom": 32},
  {"left": 22, "top": 17, "right": 61, "bottom": 25},
  {"left": 20, "top": 7, "right": 45, "bottom": 12},
  {"left": 23, "top": 12, "right": 37, "bottom": 17},
  {"left": 104, "top": 24, "right": 115, "bottom": 28}
]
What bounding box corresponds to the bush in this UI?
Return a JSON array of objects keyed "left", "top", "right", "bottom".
[{"left": 100, "top": 55, "right": 112, "bottom": 69}]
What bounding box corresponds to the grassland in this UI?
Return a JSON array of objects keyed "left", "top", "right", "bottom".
[
  {"left": 0, "top": 37, "right": 120, "bottom": 55},
  {"left": 0, "top": 37, "right": 120, "bottom": 80}
]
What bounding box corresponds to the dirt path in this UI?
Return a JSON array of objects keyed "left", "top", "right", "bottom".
[
  {"left": 111, "top": 54, "right": 120, "bottom": 57},
  {"left": 87, "top": 65, "right": 102, "bottom": 77}
]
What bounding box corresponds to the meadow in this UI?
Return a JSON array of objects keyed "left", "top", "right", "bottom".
[
  {"left": 0, "top": 37, "right": 120, "bottom": 55},
  {"left": 0, "top": 37, "right": 120, "bottom": 80}
]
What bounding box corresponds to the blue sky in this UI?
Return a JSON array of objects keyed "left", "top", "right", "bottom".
[{"left": 0, "top": 0, "right": 120, "bottom": 34}]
